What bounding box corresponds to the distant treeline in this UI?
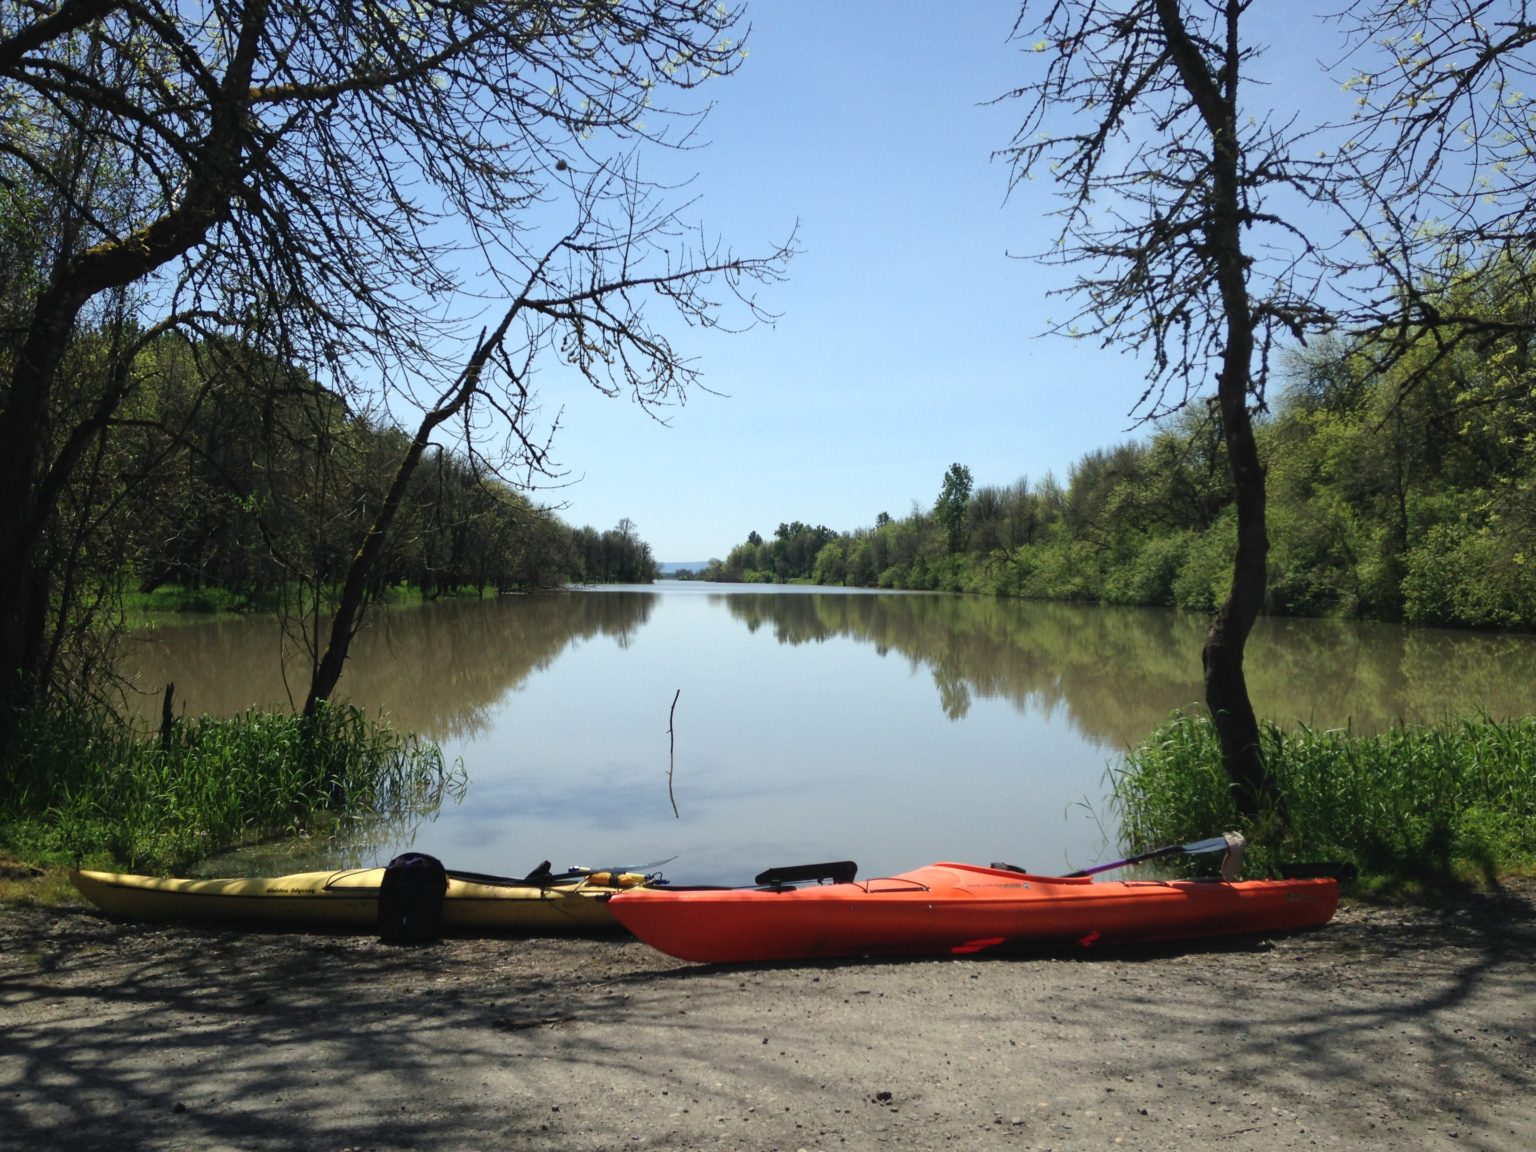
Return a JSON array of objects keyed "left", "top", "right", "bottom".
[
  {"left": 99, "top": 335, "right": 656, "bottom": 611},
  {"left": 681, "top": 274, "right": 1536, "bottom": 632}
]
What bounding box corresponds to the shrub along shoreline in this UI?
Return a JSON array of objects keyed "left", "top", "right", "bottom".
[
  {"left": 2, "top": 701, "right": 1531, "bottom": 893},
  {"left": 0, "top": 703, "right": 460, "bottom": 876},
  {"left": 1116, "top": 710, "right": 1536, "bottom": 886}
]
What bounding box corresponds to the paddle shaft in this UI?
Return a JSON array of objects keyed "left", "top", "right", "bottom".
[{"left": 1066, "top": 835, "right": 1235, "bottom": 878}]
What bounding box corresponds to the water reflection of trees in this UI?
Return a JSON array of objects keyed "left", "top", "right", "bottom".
[
  {"left": 123, "top": 592, "right": 658, "bottom": 741},
  {"left": 126, "top": 591, "right": 1536, "bottom": 754},
  {"left": 723, "top": 593, "right": 1536, "bottom": 748}
]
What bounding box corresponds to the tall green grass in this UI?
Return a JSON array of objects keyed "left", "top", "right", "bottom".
[
  {"left": 0, "top": 703, "right": 463, "bottom": 872},
  {"left": 1116, "top": 710, "right": 1536, "bottom": 883}
]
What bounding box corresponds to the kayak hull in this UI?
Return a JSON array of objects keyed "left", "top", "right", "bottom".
[
  {"left": 608, "top": 862, "right": 1339, "bottom": 963},
  {"left": 70, "top": 867, "right": 634, "bottom": 933}
]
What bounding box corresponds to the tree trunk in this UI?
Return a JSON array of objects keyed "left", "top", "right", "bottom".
[
  {"left": 303, "top": 314, "right": 516, "bottom": 716},
  {"left": 0, "top": 285, "right": 102, "bottom": 738},
  {"left": 302, "top": 426, "right": 435, "bottom": 717},
  {"left": 1201, "top": 201, "right": 1275, "bottom": 818},
  {"left": 1155, "top": 0, "right": 1279, "bottom": 821},
  {"left": 0, "top": 0, "right": 268, "bottom": 753},
  {"left": 1203, "top": 379, "right": 1272, "bottom": 820}
]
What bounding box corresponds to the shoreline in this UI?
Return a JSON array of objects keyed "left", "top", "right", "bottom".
[{"left": 3, "top": 881, "right": 1534, "bottom": 1151}]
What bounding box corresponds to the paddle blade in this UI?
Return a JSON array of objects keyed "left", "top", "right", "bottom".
[{"left": 1183, "top": 835, "right": 1241, "bottom": 864}]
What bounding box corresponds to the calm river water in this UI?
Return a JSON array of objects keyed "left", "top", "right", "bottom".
[{"left": 120, "top": 584, "right": 1536, "bottom": 884}]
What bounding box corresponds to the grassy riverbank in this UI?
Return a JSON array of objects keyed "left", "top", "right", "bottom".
[
  {"left": 1117, "top": 711, "right": 1536, "bottom": 885},
  {"left": 5, "top": 701, "right": 1532, "bottom": 896},
  {"left": 0, "top": 703, "right": 459, "bottom": 875},
  {"left": 120, "top": 581, "right": 478, "bottom": 630}
]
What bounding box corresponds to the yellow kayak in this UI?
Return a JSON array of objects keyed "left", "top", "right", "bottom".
[{"left": 70, "top": 865, "right": 646, "bottom": 933}]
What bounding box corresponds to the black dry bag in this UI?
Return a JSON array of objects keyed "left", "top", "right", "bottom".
[{"left": 377, "top": 852, "right": 449, "bottom": 944}]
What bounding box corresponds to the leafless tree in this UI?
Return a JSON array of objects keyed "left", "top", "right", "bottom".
[
  {"left": 0, "top": 1, "right": 793, "bottom": 737},
  {"left": 1000, "top": 0, "right": 1333, "bottom": 819}
]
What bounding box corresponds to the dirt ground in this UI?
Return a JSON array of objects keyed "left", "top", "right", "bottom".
[{"left": 3, "top": 880, "right": 1534, "bottom": 1152}]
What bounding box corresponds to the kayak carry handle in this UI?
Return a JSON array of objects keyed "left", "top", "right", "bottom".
[{"left": 754, "top": 861, "right": 858, "bottom": 887}]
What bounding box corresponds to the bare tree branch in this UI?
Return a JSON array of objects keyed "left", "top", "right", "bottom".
[
  {"left": 0, "top": 0, "right": 794, "bottom": 725},
  {"left": 1329, "top": 0, "right": 1536, "bottom": 353},
  {"left": 1001, "top": 0, "right": 1337, "bottom": 821}
]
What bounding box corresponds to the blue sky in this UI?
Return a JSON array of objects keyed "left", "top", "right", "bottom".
[{"left": 533, "top": 1, "right": 1353, "bottom": 563}]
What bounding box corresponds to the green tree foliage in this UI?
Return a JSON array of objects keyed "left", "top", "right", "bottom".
[
  {"left": 698, "top": 260, "right": 1535, "bottom": 632},
  {"left": 934, "top": 463, "right": 973, "bottom": 554},
  {"left": 569, "top": 518, "right": 661, "bottom": 585},
  {"left": 109, "top": 332, "right": 655, "bottom": 605},
  {"left": 698, "top": 522, "right": 836, "bottom": 583}
]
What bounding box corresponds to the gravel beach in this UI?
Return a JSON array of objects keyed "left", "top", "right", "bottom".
[{"left": 3, "top": 881, "right": 1533, "bottom": 1151}]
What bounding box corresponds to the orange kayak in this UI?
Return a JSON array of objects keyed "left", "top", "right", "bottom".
[{"left": 607, "top": 861, "right": 1339, "bottom": 964}]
